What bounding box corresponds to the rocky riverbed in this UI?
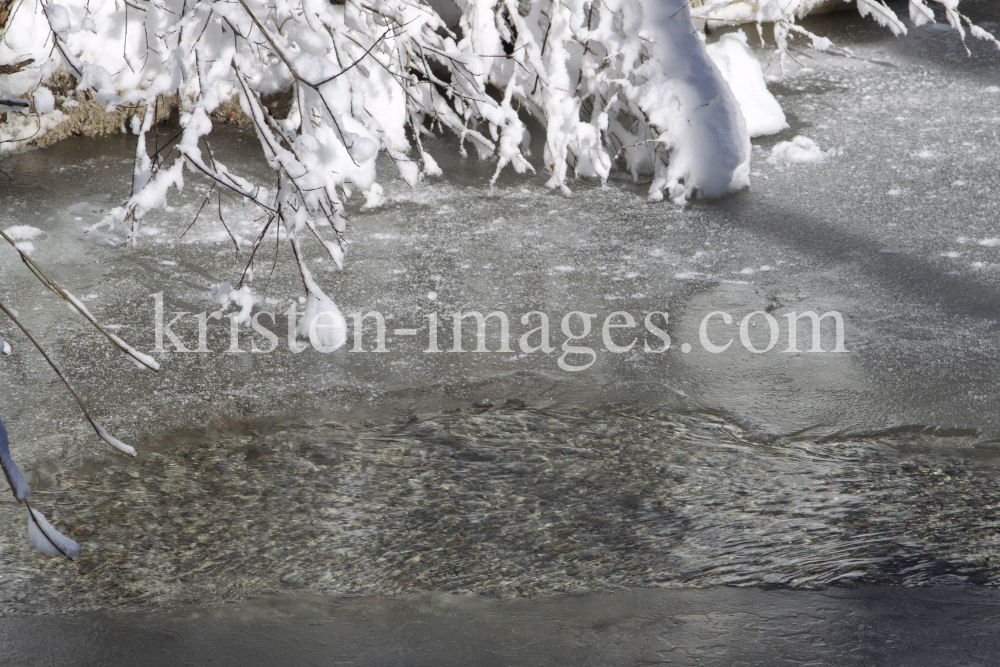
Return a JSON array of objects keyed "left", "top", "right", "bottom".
[{"left": 3, "top": 406, "right": 1000, "bottom": 616}]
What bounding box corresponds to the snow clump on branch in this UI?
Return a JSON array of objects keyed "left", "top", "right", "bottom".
[{"left": 1, "top": 0, "right": 996, "bottom": 319}]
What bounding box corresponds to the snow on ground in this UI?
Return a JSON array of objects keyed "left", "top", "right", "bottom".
[
  {"left": 767, "top": 136, "right": 832, "bottom": 165},
  {"left": 706, "top": 31, "right": 788, "bottom": 137},
  {"left": 3, "top": 225, "right": 44, "bottom": 240}
]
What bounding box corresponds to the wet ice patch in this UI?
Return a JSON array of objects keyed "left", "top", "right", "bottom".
[
  {"left": 67, "top": 202, "right": 101, "bottom": 216},
  {"left": 767, "top": 136, "right": 830, "bottom": 165}
]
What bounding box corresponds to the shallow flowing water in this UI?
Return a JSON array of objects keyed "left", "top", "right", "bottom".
[
  {"left": 2, "top": 1, "right": 1000, "bottom": 663},
  {"left": 4, "top": 408, "right": 1000, "bottom": 619}
]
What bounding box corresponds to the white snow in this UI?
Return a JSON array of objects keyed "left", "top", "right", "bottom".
[
  {"left": 644, "top": 0, "right": 751, "bottom": 201},
  {"left": 27, "top": 508, "right": 80, "bottom": 560},
  {"left": 767, "top": 136, "right": 831, "bottom": 165},
  {"left": 978, "top": 238, "right": 1000, "bottom": 247},
  {"left": 211, "top": 283, "right": 234, "bottom": 307},
  {"left": 298, "top": 291, "right": 347, "bottom": 352},
  {"left": 706, "top": 31, "right": 787, "bottom": 137},
  {"left": 3, "top": 225, "right": 44, "bottom": 240},
  {"left": 92, "top": 421, "right": 137, "bottom": 456},
  {"left": 228, "top": 286, "right": 256, "bottom": 325},
  {"left": 32, "top": 87, "right": 55, "bottom": 114},
  {"left": 14, "top": 242, "right": 35, "bottom": 255}
]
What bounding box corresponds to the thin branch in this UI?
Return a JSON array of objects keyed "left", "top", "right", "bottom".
[
  {"left": 0, "top": 299, "right": 137, "bottom": 456},
  {"left": 0, "top": 228, "right": 159, "bottom": 371}
]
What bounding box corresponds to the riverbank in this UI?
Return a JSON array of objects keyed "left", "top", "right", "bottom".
[{"left": 1, "top": 4, "right": 999, "bottom": 663}]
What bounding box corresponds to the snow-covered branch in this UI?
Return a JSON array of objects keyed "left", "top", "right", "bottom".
[{"left": 0, "top": 0, "right": 994, "bottom": 343}]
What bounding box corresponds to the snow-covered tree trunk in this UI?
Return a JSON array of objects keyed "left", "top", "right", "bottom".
[{"left": 0, "top": 0, "right": 774, "bottom": 334}]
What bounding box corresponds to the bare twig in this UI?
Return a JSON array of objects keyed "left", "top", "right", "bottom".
[{"left": 0, "top": 299, "right": 137, "bottom": 456}]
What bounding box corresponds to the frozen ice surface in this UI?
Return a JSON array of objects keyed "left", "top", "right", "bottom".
[
  {"left": 1, "top": 8, "right": 1000, "bottom": 660},
  {"left": 67, "top": 202, "right": 101, "bottom": 216},
  {"left": 0, "top": 0, "right": 997, "bottom": 530}
]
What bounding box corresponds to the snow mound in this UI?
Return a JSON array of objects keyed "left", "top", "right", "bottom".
[
  {"left": 706, "top": 31, "right": 787, "bottom": 137},
  {"left": 767, "top": 136, "right": 831, "bottom": 165},
  {"left": 33, "top": 87, "right": 54, "bottom": 114},
  {"left": 3, "top": 225, "right": 44, "bottom": 240}
]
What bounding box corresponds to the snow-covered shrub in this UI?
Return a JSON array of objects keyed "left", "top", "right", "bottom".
[
  {"left": 0, "top": 0, "right": 997, "bottom": 562},
  {"left": 691, "top": 0, "right": 1000, "bottom": 73},
  {"left": 2, "top": 0, "right": 994, "bottom": 317},
  {"left": 1, "top": 0, "right": 752, "bottom": 321}
]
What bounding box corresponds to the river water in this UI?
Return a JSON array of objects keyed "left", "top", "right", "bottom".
[{"left": 2, "top": 2, "right": 1000, "bottom": 664}]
